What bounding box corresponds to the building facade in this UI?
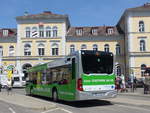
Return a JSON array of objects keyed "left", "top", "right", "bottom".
[
  {"left": 117, "top": 3, "right": 150, "bottom": 78},
  {"left": 1, "top": 3, "right": 150, "bottom": 82}
]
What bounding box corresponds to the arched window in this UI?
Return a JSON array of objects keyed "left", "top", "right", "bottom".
[
  {"left": 46, "top": 26, "right": 51, "bottom": 37},
  {"left": 70, "top": 45, "right": 75, "bottom": 54},
  {"left": 32, "top": 27, "right": 38, "bottom": 37},
  {"left": 81, "top": 44, "right": 87, "bottom": 50},
  {"left": 140, "top": 40, "right": 146, "bottom": 52},
  {"left": 52, "top": 43, "right": 59, "bottom": 56},
  {"left": 104, "top": 44, "right": 109, "bottom": 52},
  {"left": 93, "top": 44, "right": 98, "bottom": 51},
  {"left": 141, "top": 64, "right": 146, "bottom": 77},
  {"left": 9, "top": 46, "right": 14, "bottom": 56},
  {"left": 38, "top": 43, "right": 45, "bottom": 56},
  {"left": 39, "top": 26, "right": 44, "bottom": 37},
  {"left": 0, "top": 46, "right": 3, "bottom": 56},
  {"left": 22, "top": 63, "right": 32, "bottom": 78},
  {"left": 52, "top": 26, "right": 58, "bottom": 37},
  {"left": 24, "top": 44, "right": 31, "bottom": 56},
  {"left": 116, "top": 44, "right": 121, "bottom": 55},
  {"left": 139, "top": 21, "right": 144, "bottom": 32},
  {"left": 26, "top": 27, "right": 30, "bottom": 38}
]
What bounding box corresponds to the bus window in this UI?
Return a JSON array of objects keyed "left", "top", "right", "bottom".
[
  {"left": 72, "top": 58, "right": 75, "bottom": 79},
  {"left": 52, "top": 69, "right": 58, "bottom": 83},
  {"left": 46, "top": 69, "right": 52, "bottom": 84},
  {"left": 37, "top": 72, "right": 42, "bottom": 84},
  {"left": 61, "top": 66, "right": 71, "bottom": 84},
  {"left": 42, "top": 70, "right": 47, "bottom": 84},
  {"left": 81, "top": 52, "right": 113, "bottom": 74},
  {"left": 57, "top": 69, "right": 63, "bottom": 82}
]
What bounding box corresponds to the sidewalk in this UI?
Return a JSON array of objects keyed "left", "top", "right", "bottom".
[
  {"left": 0, "top": 91, "right": 56, "bottom": 110},
  {"left": 118, "top": 88, "right": 150, "bottom": 97},
  {"left": 107, "top": 88, "right": 150, "bottom": 107}
]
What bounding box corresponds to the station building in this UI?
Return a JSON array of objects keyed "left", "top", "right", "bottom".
[{"left": 0, "top": 3, "right": 150, "bottom": 81}]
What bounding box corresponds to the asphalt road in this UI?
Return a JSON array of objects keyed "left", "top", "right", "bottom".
[
  {"left": 1, "top": 88, "right": 150, "bottom": 113},
  {"left": 0, "top": 100, "right": 40, "bottom": 113}
]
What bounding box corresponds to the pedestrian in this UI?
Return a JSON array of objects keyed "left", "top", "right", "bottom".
[
  {"left": 143, "top": 73, "right": 150, "bottom": 94},
  {"left": 0, "top": 83, "right": 2, "bottom": 92},
  {"left": 115, "top": 76, "right": 121, "bottom": 92},
  {"left": 6, "top": 79, "right": 12, "bottom": 95},
  {"left": 120, "top": 74, "right": 127, "bottom": 92},
  {"left": 130, "top": 74, "right": 134, "bottom": 92},
  {"left": 133, "top": 77, "right": 137, "bottom": 90}
]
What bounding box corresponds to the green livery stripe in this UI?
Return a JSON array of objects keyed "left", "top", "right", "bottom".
[
  {"left": 82, "top": 74, "right": 115, "bottom": 85},
  {"left": 28, "top": 63, "right": 48, "bottom": 72}
]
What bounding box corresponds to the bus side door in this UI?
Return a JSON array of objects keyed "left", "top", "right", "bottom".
[{"left": 58, "top": 58, "right": 76, "bottom": 101}]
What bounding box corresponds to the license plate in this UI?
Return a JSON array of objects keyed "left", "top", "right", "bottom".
[{"left": 93, "top": 93, "right": 105, "bottom": 96}]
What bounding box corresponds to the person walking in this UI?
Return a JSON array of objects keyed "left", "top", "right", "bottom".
[
  {"left": 133, "top": 77, "right": 137, "bottom": 91},
  {"left": 6, "top": 79, "right": 12, "bottom": 95},
  {"left": 143, "top": 73, "right": 150, "bottom": 94},
  {"left": 120, "top": 74, "right": 127, "bottom": 92}
]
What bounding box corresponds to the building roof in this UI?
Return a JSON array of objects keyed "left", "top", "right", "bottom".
[
  {"left": 16, "top": 11, "right": 69, "bottom": 20},
  {"left": 67, "top": 26, "right": 122, "bottom": 37},
  {"left": 127, "top": 3, "right": 150, "bottom": 12},
  {"left": 0, "top": 28, "right": 17, "bottom": 43}
]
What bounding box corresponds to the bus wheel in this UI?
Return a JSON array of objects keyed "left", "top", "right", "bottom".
[
  {"left": 29, "top": 88, "right": 32, "bottom": 96},
  {"left": 52, "top": 90, "right": 58, "bottom": 102},
  {"left": 26, "top": 87, "right": 32, "bottom": 96}
]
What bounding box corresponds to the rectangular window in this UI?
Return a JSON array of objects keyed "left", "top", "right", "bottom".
[
  {"left": 26, "top": 31, "right": 30, "bottom": 38},
  {"left": 0, "top": 50, "right": 3, "bottom": 56},
  {"left": 81, "top": 51, "right": 113, "bottom": 74},
  {"left": 53, "top": 31, "right": 57, "bottom": 37},
  {"left": 52, "top": 48, "right": 58, "bottom": 56},
  {"left": 92, "top": 28, "right": 98, "bottom": 35},
  {"left": 3, "top": 30, "right": 8, "bottom": 36},
  {"left": 39, "top": 31, "right": 44, "bottom": 37},
  {"left": 38, "top": 48, "right": 45, "bottom": 56},
  {"left": 24, "top": 51, "right": 31, "bottom": 56},
  {"left": 76, "top": 28, "right": 83, "bottom": 36},
  {"left": 107, "top": 28, "right": 114, "bottom": 34},
  {"left": 46, "top": 31, "right": 51, "bottom": 37}
]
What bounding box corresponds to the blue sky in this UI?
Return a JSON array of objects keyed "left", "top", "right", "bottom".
[{"left": 0, "top": 0, "right": 150, "bottom": 28}]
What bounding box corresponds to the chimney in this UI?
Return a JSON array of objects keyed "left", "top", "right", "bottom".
[
  {"left": 144, "top": 2, "right": 150, "bottom": 6},
  {"left": 43, "top": 11, "right": 52, "bottom": 14},
  {"left": 24, "top": 11, "right": 29, "bottom": 16}
]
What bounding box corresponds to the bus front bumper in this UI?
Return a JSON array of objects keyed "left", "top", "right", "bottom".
[{"left": 77, "top": 90, "right": 117, "bottom": 100}]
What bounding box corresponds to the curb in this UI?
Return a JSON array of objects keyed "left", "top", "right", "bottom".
[
  {"left": 118, "top": 93, "right": 150, "bottom": 98},
  {"left": 111, "top": 101, "right": 150, "bottom": 109}
]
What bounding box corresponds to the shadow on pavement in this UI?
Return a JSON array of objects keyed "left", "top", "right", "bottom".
[
  {"left": 58, "top": 100, "right": 113, "bottom": 108},
  {"left": 31, "top": 95, "right": 113, "bottom": 108}
]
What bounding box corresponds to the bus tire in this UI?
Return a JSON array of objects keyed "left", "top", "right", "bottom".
[{"left": 52, "top": 89, "right": 58, "bottom": 102}]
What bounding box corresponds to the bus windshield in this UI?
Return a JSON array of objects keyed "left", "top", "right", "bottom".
[{"left": 81, "top": 51, "right": 113, "bottom": 74}]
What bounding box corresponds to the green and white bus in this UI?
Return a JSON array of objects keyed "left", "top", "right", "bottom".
[{"left": 26, "top": 50, "right": 117, "bottom": 101}]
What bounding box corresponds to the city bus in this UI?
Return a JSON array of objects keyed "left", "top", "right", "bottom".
[{"left": 25, "top": 50, "right": 117, "bottom": 101}]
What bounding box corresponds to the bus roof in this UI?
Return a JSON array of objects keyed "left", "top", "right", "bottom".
[
  {"left": 27, "top": 63, "right": 48, "bottom": 73},
  {"left": 27, "top": 50, "right": 113, "bottom": 73}
]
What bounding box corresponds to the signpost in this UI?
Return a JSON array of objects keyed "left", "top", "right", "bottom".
[{"left": 7, "top": 65, "right": 13, "bottom": 79}]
